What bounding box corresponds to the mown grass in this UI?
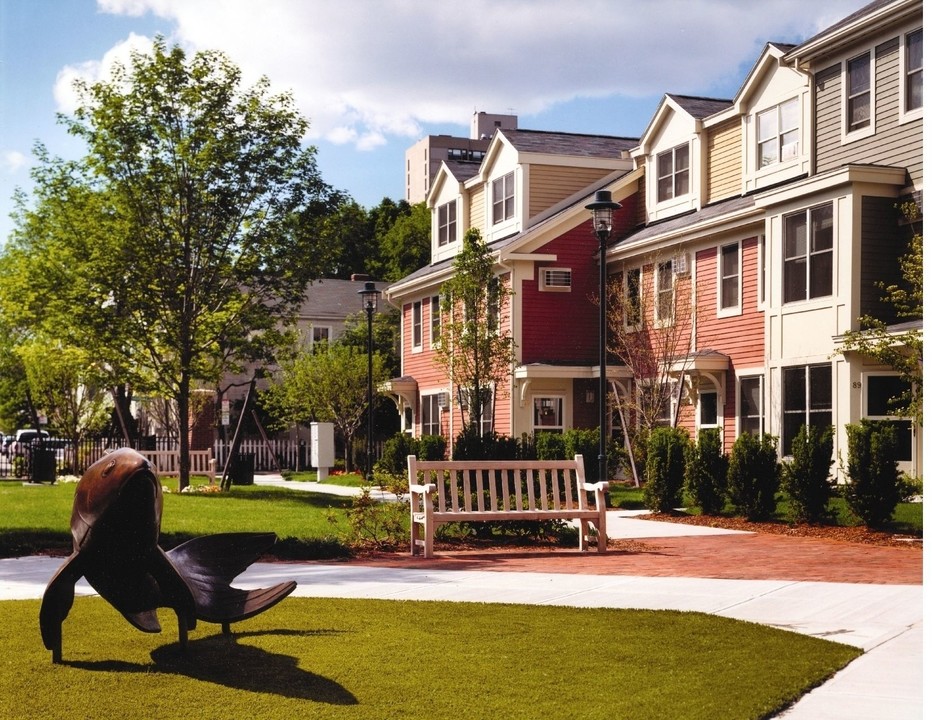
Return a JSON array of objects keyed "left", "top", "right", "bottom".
[
  {"left": 1, "top": 596, "right": 860, "bottom": 720},
  {"left": 0, "top": 479, "right": 355, "bottom": 559}
]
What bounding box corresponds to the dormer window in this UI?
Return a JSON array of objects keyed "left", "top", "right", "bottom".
[
  {"left": 757, "top": 98, "right": 799, "bottom": 168},
  {"left": 438, "top": 199, "right": 457, "bottom": 246},
  {"left": 657, "top": 143, "right": 689, "bottom": 202},
  {"left": 492, "top": 171, "right": 515, "bottom": 223}
]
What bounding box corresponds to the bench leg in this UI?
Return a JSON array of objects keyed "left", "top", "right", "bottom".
[{"left": 578, "top": 521, "right": 588, "bottom": 552}]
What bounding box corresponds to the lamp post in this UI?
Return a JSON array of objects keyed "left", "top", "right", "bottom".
[
  {"left": 358, "top": 281, "right": 380, "bottom": 481},
  {"left": 585, "top": 190, "right": 621, "bottom": 485}
]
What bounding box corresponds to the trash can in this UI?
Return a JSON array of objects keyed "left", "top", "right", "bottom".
[
  {"left": 229, "top": 453, "right": 255, "bottom": 485},
  {"left": 31, "top": 447, "right": 56, "bottom": 483}
]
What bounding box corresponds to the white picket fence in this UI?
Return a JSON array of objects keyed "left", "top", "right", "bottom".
[{"left": 214, "top": 438, "right": 303, "bottom": 472}]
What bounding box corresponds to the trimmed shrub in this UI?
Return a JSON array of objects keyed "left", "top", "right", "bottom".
[
  {"left": 418, "top": 434, "right": 447, "bottom": 461},
  {"left": 644, "top": 426, "right": 689, "bottom": 513},
  {"left": 781, "top": 425, "right": 835, "bottom": 523},
  {"left": 684, "top": 428, "right": 728, "bottom": 515},
  {"left": 727, "top": 432, "right": 780, "bottom": 521},
  {"left": 452, "top": 428, "right": 521, "bottom": 460},
  {"left": 533, "top": 431, "right": 565, "bottom": 461},
  {"left": 377, "top": 433, "right": 420, "bottom": 475},
  {"left": 844, "top": 420, "right": 901, "bottom": 528}
]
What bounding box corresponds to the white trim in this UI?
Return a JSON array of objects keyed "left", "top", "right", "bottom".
[
  {"left": 899, "top": 27, "right": 924, "bottom": 124},
  {"left": 538, "top": 267, "right": 572, "bottom": 292},
  {"left": 411, "top": 299, "right": 424, "bottom": 353},
  {"left": 841, "top": 46, "right": 876, "bottom": 144},
  {"left": 531, "top": 394, "right": 565, "bottom": 433},
  {"left": 654, "top": 258, "right": 675, "bottom": 327},
  {"left": 717, "top": 240, "right": 742, "bottom": 318},
  {"left": 736, "top": 371, "right": 765, "bottom": 437}
]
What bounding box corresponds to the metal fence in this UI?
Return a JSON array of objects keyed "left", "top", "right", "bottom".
[{"left": 2, "top": 435, "right": 381, "bottom": 479}]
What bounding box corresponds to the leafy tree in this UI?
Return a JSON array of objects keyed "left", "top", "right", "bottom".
[
  {"left": 2, "top": 39, "right": 340, "bottom": 488},
  {"left": 377, "top": 202, "right": 430, "bottom": 281},
  {"left": 262, "top": 343, "right": 388, "bottom": 471},
  {"left": 838, "top": 202, "right": 922, "bottom": 424},
  {"left": 339, "top": 306, "right": 401, "bottom": 377},
  {"left": 316, "top": 199, "right": 371, "bottom": 279},
  {"left": 16, "top": 340, "right": 112, "bottom": 449},
  {"left": 435, "top": 228, "right": 515, "bottom": 431}
]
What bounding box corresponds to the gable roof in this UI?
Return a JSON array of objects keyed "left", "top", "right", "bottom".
[
  {"left": 297, "top": 278, "right": 392, "bottom": 322},
  {"left": 498, "top": 128, "right": 638, "bottom": 158},
  {"left": 667, "top": 94, "right": 733, "bottom": 120},
  {"left": 636, "top": 93, "right": 732, "bottom": 154}
]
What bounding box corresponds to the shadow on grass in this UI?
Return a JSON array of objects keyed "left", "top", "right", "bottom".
[
  {"left": 176, "top": 486, "right": 356, "bottom": 509},
  {"left": 64, "top": 630, "right": 358, "bottom": 705}
]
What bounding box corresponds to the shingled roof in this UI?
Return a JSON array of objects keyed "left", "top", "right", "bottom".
[
  {"left": 499, "top": 128, "right": 638, "bottom": 158},
  {"left": 668, "top": 94, "right": 733, "bottom": 120}
]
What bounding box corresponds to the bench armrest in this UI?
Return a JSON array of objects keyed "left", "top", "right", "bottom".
[
  {"left": 409, "top": 483, "right": 436, "bottom": 496},
  {"left": 582, "top": 481, "right": 609, "bottom": 494}
]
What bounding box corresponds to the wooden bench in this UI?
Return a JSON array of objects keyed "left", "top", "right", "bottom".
[
  {"left": 407, "top": 454, "right": 608, "bottom": 558},
  {"left": 139, "top": 449, "right": 216, "bottom": 483}
]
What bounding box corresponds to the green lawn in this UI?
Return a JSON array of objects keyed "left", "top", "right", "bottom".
[
  {"left": 0, "top": 597, "right": 860, "bottom": 720},
  {"left": 0, "top": 479, "right": 355, "bottom": 559}
]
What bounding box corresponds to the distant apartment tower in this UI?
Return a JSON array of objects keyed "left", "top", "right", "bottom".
[{"left": 404, "top": 111, "right": 518, "bottom": 203}]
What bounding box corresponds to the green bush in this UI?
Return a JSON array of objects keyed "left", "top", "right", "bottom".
[
  {"left": 684, "top": 428, "right": 728, "bottom": 515},
  {"left": 377, "top": 433, "right": 421, "bottom": 475},
  {"left": 418, "top": 434, "right": 447, "bottom": 461},
  {"left": 727, "top": 432, "right": 780, "bottom": 521},
  {"left": 781, "top": 425, "right": 835, "bottom": 523},
  {"left": 452, "top": 428, "right": 521, "bottom": 460},
  {"left": 844, "top": 420, "right": 901, "bottom": 528},
  {"left": 644, "top": 427, "right": 689, "bottom": 513},
  {"left": 533, "top": 431, "right": 565, "bottom": 461}
]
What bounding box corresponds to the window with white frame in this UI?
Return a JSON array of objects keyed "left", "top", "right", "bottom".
[
  {"left": 641, "top": 382, "right": 674, "bottom": 428},
  {"left": 720, "top": 242, "right": 740, "bottom": 311},
  {"left": 757, "top": 97, "right": 799, "bottom": 168},
  {"left": 783, "top": 203, "right": 833, "bottom": 303},
  {"left": 491, "top": 171, "right": 515, "bottom": 224},
  {"left": 307, "top": 325, "right": 330, "bottom": 347},
  {"left": 625, "top": 268, "right": 641, "bottom": 328},
  {"left": 420, "top": 393, "right": 442, "bottom": 436},
  {"left": 739, "top": 375, "right": 764, "bottom": 436},
  {"left": 430, "top": 295, "right": 441, "bottom": 347},
  {"left": 657, "top": 143, "right": 689, "bottom": 202},
  {"left": 438, "top": 199, "right": 457, "bottom": 246},
  {"left": 699, "top": 391, "right": 719, "bottom": 428},
  {"left": 533, "top": 396, "right": 564, "bottom": 432},
  {"left": 656, "top": 259, "right": 674, "bottom": 322},
  {"left": 865, "top": 374, "right": 913, "bottom": 462},
  {"left": 479, "top": 396, "right": 494, "bottom": 435},
  {"left": 782, "top": 364, "right": 832, "bottom": 456},
  {"left": 846, "top": 51, "right": 872, "bottom": 133},
  {"left": 539, "top": 267, "right": 572, "bottom": 291},
  {"left": 904, "top": 29, "right": 923, "bottom": 114},
  {"left": 411, "top": 300, "right": 422, "bottom": 350}
]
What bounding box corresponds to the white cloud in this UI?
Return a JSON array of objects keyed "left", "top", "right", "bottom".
[
  {"left": 89, "top": 0, "right": 866, "bottom": 149},
  {"left": 1, "top": 151, "right": 29, "bottom": 174}
]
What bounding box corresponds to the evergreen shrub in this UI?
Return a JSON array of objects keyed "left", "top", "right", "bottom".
[
  {"left": 684, "top": 428, "right": 728, "bottom": 515},
  {"left": 727, "top": 432, "right": 780, "bottom": 521},
  {"left": 644, "top": 426, "right": 689, "bottom": 513},
  {"left": 844, "top": 420, "right": 901, "bottom": 528},
  {"left": 781, "top": 425, "right": 835, "bottom": 523}
]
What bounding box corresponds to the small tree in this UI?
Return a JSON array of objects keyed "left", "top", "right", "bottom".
[
  {"left": 435, "top": 228, "right": 515, "bottom": 432},
  {"left": 684, "top": 428, "right": 728, "bottom": 515},
  {"left": 844, "top": 420, "right": 901, "bottom": 528},
  {"left": 727, "top": 432, "right": 780, "bottom": 521},
  {"left": 644, "top": 426, "right": 689, "bottom": 513},
  {"left": 781, "top": 425, "right": 835, "bottom": 524}
]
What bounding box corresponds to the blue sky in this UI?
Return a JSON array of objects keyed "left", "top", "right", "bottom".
[{"left": 0, "top": 0, "right": 868, "bottom": 244}]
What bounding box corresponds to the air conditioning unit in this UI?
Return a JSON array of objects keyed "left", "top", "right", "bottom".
[
  {"left": 672, "top": 253, "right": 690, "bottom": 275},
  {"left": 436, "top": 392, "right": 449, "bottom": 409}
]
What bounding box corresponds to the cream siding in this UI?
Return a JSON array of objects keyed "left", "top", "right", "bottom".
[
  {"left": 527, "top": 165, "right": 617, "bottom": 218},
  {"left": 706, "top": 117, "right": 742, "bottom": 203},
  {"left": 469, "top": 186, "right": 485, "bottom": 235}
]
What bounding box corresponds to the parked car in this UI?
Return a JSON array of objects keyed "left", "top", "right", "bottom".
[{"left": 8, "top": 429, "right": 50, "bottom": 457}]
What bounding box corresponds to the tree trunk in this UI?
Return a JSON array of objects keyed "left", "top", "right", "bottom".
[{"left": 178, "top": 371, "right": 190, "bottom": 491}]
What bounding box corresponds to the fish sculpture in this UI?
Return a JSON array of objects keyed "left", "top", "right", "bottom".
[{"left": 39, "top": 447, "right": 296, "bottom": 662}]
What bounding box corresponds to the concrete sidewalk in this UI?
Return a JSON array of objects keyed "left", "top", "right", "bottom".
[{"left": 1, "top": 473, "right": 922, "bottom": 718}]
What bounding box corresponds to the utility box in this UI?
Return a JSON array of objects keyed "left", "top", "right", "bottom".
[{"left": 310, "top": 422, "right": 335, "bottom": 482}]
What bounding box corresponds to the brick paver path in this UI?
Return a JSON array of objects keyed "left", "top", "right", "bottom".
[{"left": 357, "top": 533, "right": 922, "bottom": 585}]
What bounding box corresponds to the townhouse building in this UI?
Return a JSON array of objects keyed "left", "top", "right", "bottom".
[{"left": 384, "top": 0, "right": 922, "bottom": 477}]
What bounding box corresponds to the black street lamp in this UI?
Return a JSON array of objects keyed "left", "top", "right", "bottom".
[
  {"left": 358, "top": 281, "right": 380, "bottom": 481},
  {"left": 585, "top": 190, "right": 621, "bottom": 485}
]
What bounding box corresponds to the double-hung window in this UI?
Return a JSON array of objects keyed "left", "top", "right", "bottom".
[
  {"left": 865, "top": 375, "right": 914, "bottom": 462},
  {"left": 656, "top": 260, "right": 674, "bottom": 322},
  {"left": 783, "top": 203, "right": 833, "bottom": 303},
  {"left": 904, "top": 29, "right": 923, "bottom": 114},
  {"left": 438, "top": 200, "right": 457, "bottom": 246},
  {"left": 657, "top": 143, "right": 689, "bottom": 202},
  {"left": 492, "top": 172, "right": 515, "bottom": 224},
  {"left": 782, "top": 364, "right": 832, "bottom": 455},
  {"left": 533, "top": 396, "right": 563, "bottom": 433},
  {"left": 625, "top": 268, "right": 641, "bottom": 328},
  {"left": 420, "top": 394, "right": 442, "bottom": 436},
  {"left": 411, "top": 300, "right": 422, "bottom": 350},
  {"left": 739, "top": 376, "right": 764, "bottom": 436},
  {"left": 719, "top": 242, "right": 740, "bottom": 311},
  {"left": 430, "top": 295, "right": 441, "bottom": 348},
  {"left": 757, "top": 97, "right": 799, "bottom": 167},
  {"left": 846, "top": 52, "right": 872, "bottom": 133}
]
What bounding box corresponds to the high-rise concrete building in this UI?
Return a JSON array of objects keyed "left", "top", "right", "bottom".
[{"left": 404, "top": 111, "right": 517, "bottom": 203}]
